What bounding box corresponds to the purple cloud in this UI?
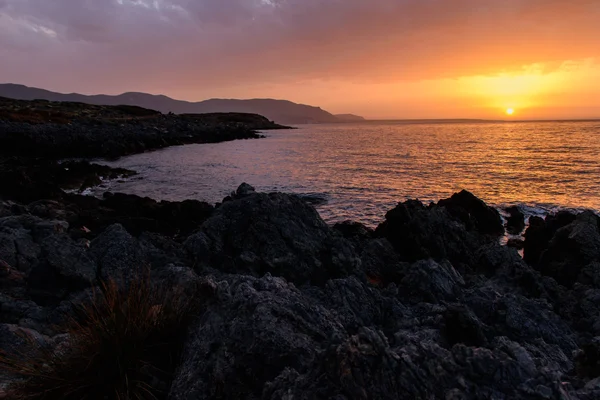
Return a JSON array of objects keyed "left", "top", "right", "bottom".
[{"left": 1, "top": 0, "right": 599, "bottom": 98}]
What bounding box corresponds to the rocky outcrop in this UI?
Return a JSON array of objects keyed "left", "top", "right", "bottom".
[
  {"left": 184, "top": 184, "right": 360, "bottom": 285},
  {"left": 437, "top": 189, "right": 504, "bottom": 235},
  {"left": 0, "top": 97, "right": 290, "bottom": 159},
  {"left": 524, "top": 211, "right": 600, "bottom": 287},
  {"left": 374, "top": 199, "right": 492, "bottom": 270},
  {"left": 505, "top": 205, "right": 526, "bottom": 235},
  {"left": 1, "top": 186, "right": 600, "bottom": 399}
]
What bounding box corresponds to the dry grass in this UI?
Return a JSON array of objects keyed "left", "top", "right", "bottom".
[{"left": 0, "top": 277, "right": 201, "bottom": 400}]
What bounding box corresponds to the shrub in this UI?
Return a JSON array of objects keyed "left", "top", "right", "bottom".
[{"left": 0, "top": 276, "right": 201, "bottom": 400}]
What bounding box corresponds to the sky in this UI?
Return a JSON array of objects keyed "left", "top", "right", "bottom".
[{"left": 1, "top": 0, "right": 600, "bottom": 119}]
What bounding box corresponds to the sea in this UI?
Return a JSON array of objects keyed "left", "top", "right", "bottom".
[{"left": 97, "top": 120, "right": 600, "bottom": 228}]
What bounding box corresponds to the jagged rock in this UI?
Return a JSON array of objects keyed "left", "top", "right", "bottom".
[
  {"left": 505, "top": 206, "right": 526, "bottom": 235},
  {"left": 184, "top": 187, "right": 360, "bottom": 285},
  {"left": 358, "top": 238, "right": 403, "bottom": 284},
  {"left": 90, "top": 223, "right": 148, "bottom": 282},
  {"left": 263, "top": 327, "right": 574, "bottom": 400},
  {"left": 438, "top": 189, "right": 504, "bottom": 235},
  {"left": 523, "top": 211, "right": 577, "bottom": 266},
  {"left": 578, "top": 262, "right": 600, "bottom": 288},
  {"left": 304, "top": 277, "right": 408, "bottom": 334},
  {"left": 399, "top": 259, "right": 465, "bottom": 303},
  {"left": 0, "top": 323, "right": 50, "bottom": 358},
  {"left": 576, "top": 337, "right": 600, "bottom": 379},
  {"left": 168, "top": 274, "right": 345, "bottom": 399},
  {"left": 537, "top": 211, "right": 600, "bottom": 287},
  {"left": 333, "top": 220, "right": 374, "bottom": 239},
  {"left": 374, "top": 199, "right": 485, "bottom": 269},
  {"left": 443, "top": 305, "right": 487, "bottom": 346},
  {"left": 27, "top": 234, "right": 96, "bottom": 305}
]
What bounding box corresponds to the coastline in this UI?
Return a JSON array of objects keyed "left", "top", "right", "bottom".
[{"left": 1, "top": 99, "right": 600, "bottom": 398}]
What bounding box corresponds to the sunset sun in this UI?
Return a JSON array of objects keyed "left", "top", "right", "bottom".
[{"left": 506, "top": 108, "right": 515, "bottom": 116}]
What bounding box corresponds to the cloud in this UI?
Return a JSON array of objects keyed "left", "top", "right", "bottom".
[{"left": 1, "top": 0, "right": 600, "bottom": 96}]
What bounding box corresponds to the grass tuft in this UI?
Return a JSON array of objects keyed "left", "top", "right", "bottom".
[{"left": 0, "top": 276, "right": 201, "bottom": 400}]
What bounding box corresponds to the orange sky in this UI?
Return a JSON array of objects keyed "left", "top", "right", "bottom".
[{"left": 1, "top": 0, "right": 600, "bottom": 119}]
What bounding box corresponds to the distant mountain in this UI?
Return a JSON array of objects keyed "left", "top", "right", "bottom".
[
  {"left": 335, "top": 114, "right": 366, "bottom": 122},
  {"left": 0, "top": 84, "right": 363, "bottom": 125}
]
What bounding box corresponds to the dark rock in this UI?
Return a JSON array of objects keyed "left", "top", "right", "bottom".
[
  {"left": 0, "top": 323, "right": 50, "bottom": 357},
  {"left": 399, "top": 259, "right": 465, "bottom": 303},
  {"left": 578, "top": 262, "right": 600, "bottom": 288},
  {"left": 537, "top": 211, "right": 600, "bottom": 287},
  {"left": 235, "top": 182, "right": 255, "bottom": 197},
  {"left": 576, "top": 337, "right": 600, "bottom": 379},
  {"left": 332, "top": 220, "right": 374, "bottom": 239},
  {"left": 40, "top": 234, "right": 96, "bottom": 287},
  {"left": 443, "top": 305, "right": 487, "bottom": 346},
  {"left": 184, "top": 186, "right": 360, "bottom": 285},
  {"left": 374, "top": 199, "right": 487, "bottom": 268},
  {"left": 438, "top": 189, "right": 504, "bottom": 235},
  {"left": 507, "top": 238, "right": 525, "bottom": 249},
  {"left": 90, "top": 223, "right": 148, "bottom": 282},
  {"left": 523, "top": 211, "right": 577, "bottom": 266},
  {"left": 505, "top": 206, "right": 526, "bottom": 235},
  {"left": 358, "top": 238, "right": 403, "bottom": 285},
  {"left": 168, "top": 274, "right": 345, "bottom": 400}
]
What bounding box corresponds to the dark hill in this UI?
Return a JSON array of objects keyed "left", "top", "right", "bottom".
[{"left": 0, "top": 83, "right": 362, "bottom": 125}]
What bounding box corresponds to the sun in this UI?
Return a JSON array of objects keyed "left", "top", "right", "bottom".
[{"left": 506, "top": 108, "right": 515, "bottom": 116}]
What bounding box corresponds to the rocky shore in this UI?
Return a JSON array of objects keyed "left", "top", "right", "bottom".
[
  {"left": 0, "top": 96, "right": 290, "bottom": 159},
  {"left": 0, "top": 179, "right": 599, "bottom": 399}
]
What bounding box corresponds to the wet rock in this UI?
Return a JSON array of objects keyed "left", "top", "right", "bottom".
[
  {"left": 438, "top": 189, "right": 504, "bottom": 235},
  {"left": 505, "top": 206, "right": 526, "bottom": 235},
  {"left": 184, "top": 186, "right": 360, "bottom": 285}
]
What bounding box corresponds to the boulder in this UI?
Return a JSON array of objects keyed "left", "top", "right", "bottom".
[
  {"left": 523, "top": 211, "right": 577, "bottom": 266},
  {"left": 537, "top": 211, "right": 600, "bottom": 287},
  {"left": 505, "top": 206, "right": 526, "bottom": 235},
  {"left": 90, "top": 224, "right": 148, "bottom": 282},
  {"left": 184, "top": 186, "right": 360, "bottom": 285},
  {"left": 438, "top": 190, "right": 504, "bottom": 235},
  {"left": 374, "top": 199, "right": 486, "bottom": 269}
]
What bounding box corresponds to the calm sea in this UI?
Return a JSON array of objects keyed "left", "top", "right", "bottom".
[{"left": 98, "top": 120, "right": 600, "bottom": 227}]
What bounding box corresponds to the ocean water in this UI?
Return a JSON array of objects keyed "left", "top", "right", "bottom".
[{"left": 98, "top": 120, "right": 600, "bottom": 227}]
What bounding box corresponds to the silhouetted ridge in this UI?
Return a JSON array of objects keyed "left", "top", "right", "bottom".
[{"left": 0, "top": 83, "right": 363, "bottom": 125}]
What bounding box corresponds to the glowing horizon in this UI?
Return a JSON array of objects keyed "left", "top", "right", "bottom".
[{"left": 1, "top": 0, "right": 600, "bottom": 120}]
